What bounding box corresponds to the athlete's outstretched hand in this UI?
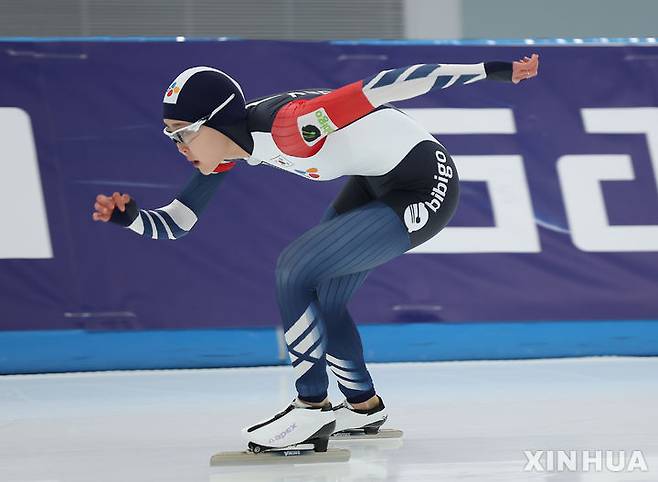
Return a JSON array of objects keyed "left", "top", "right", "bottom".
[
  {"left": 512, "top": 53, "right": 539, "bottom": 84},
  {"left": 93, "top": 192, "right": 131, "bottom": 222}
]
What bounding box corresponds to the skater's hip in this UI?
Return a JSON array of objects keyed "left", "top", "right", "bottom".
[{"left": 363, "top": 141, "right": 460, "bottom": 249}]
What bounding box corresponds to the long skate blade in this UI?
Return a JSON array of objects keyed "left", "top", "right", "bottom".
[
  {"left": 330, "top": 428, "right": 403, "bottom": 440},
  {"left": 210, "top": 448, "right": 350, "bottom": 466}
]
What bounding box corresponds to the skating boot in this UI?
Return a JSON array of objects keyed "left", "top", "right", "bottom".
[
  {"left": 241, "top": 398, "right": 336, "bottom": 453},
  {"left": 210, "top": 398, "right": 350, "bottom": 466},
  {"left": 331, "top": 396, "right": 402, "bottom": 440}
]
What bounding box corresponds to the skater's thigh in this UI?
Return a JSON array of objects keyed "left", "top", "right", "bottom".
[
  {"left": 315, "top": 177, "right": 376, "bottom": 299},
  {"left": 277, "top": 200, "right": 411, "bottom": 282}
]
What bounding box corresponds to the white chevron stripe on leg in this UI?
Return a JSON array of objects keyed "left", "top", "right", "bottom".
[
  {"left": 329, "top": 364, "right": 360, "bottom": 381},
  {"left": 293, "top": 324, "right": 321, "bottom": 354},
  {"left": 326, "top": 353, "right": 356, "bottom": 370},
  {"left": 294, "top": 360, "right": 314, "bottom": 380},
  {"left": 284, "top": 304, "right": 316, "bottom": 347},
  {"left": 336, "top": 377, "right": 371, "bottom": 391}
]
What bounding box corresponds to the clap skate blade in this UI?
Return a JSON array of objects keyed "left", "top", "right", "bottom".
[
  {"left": 331, "top": 421, "right": 403, "bottom": 440},
  {"left": 210, "top": 440, "right": 350, "bottom": 466},
  {"left": 211, "top": 422, "right": 350, "bottom": 466}
]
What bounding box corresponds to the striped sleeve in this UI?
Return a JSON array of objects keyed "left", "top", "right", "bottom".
[
  {"left": 119, "top": 169, "right": 229, "bottom": 240},
  {"left": 271, "top": 61, "right": 511, "bottom": 158},
  {"left": 361, "top": 62, "right": 489, "bottom": 107},
  {"left": 125, "top": 199, "right": 199, "bottom": 240}
]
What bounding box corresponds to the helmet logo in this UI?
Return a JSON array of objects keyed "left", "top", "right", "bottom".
[
  {"left": 163, "top": 66, "right": 225, "bottom": 105},
  {"left": 166, "top": 82, "right": 181, "bottom": 98}
]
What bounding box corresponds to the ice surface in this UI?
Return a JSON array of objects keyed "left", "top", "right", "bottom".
[{"left": 1, "top": 357, "right": 657, "bottom": 482}]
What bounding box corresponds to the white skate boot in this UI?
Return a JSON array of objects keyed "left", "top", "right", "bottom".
[
  {"left": 331, "top": 396, "right": 402, "bottom": 440},
  {"left": 210, "top": 399, "right": 351, "bottom": 466},
  {"left": 241, "top": 398, "right": 337, "bottom": 453},
  {"left": 332, "top": 395, "right": 388, "bottom": 434}
]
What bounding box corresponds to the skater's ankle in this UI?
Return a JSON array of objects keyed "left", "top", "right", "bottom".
[
  {"left": 350, "top": 394, "right": 380, "bottom": 411},
  {"left": 297, "top": 396, "right": 330, "bottom": 408}
]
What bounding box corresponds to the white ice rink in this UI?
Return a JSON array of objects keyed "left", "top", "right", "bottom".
[{"left": 1, "top": 357, "right": 657, "bottom": 482}]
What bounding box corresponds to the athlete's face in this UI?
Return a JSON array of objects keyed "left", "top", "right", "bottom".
[{"left": 163, "top": 118, "right": 236, "bottom": 175}]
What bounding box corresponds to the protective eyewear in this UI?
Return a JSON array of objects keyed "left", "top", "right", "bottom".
[{"left": 163, "top": 93, "right": 235, "bottom": 144}]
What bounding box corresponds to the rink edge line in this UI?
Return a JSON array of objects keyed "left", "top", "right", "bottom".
[
  {"left": 1, "top": 320, "right": 657, "bottom": 375},
  {"left": 2, "top": 355, "right": 657, "bottom": 380}
]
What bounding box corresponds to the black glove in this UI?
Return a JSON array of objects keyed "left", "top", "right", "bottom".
[
  {"left": 484, "top": 61, "right": 513, "bottom": 82},
  {"left": 109, "top": 199, "right": 139, "bottom": 227}
]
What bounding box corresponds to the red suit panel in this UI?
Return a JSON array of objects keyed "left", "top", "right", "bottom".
[{"left": 271, "top": 81, "right": 374, "bottom": 158}]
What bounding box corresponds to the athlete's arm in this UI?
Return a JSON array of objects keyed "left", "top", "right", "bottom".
[
  {"left": 272, "top": 54, "right": 538, "bottom": 157},
  {"left": 93, "top": 169, "right": 230, "bottom": 240}
]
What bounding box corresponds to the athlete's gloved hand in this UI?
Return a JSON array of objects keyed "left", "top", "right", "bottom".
[
  {"left": 92, "top": 192, "right": 138, "bottom": 226},
  {"left": 512, "top": 53, "right": 539, "bottom": 84}
]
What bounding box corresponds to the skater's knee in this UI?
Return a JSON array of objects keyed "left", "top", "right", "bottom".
[
  {"left": 315, "top": 298, "right": 346, "bottom": 320},
  {"left": 276, "top": 247, "right": 314, "bottom": 291},
  {"left": 275, "top": 249, "right": 296, "bottom": 287}
]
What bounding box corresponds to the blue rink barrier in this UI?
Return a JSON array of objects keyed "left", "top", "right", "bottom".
[{"left": 1, "top": 320, "right": 657, "bottom": 374}]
